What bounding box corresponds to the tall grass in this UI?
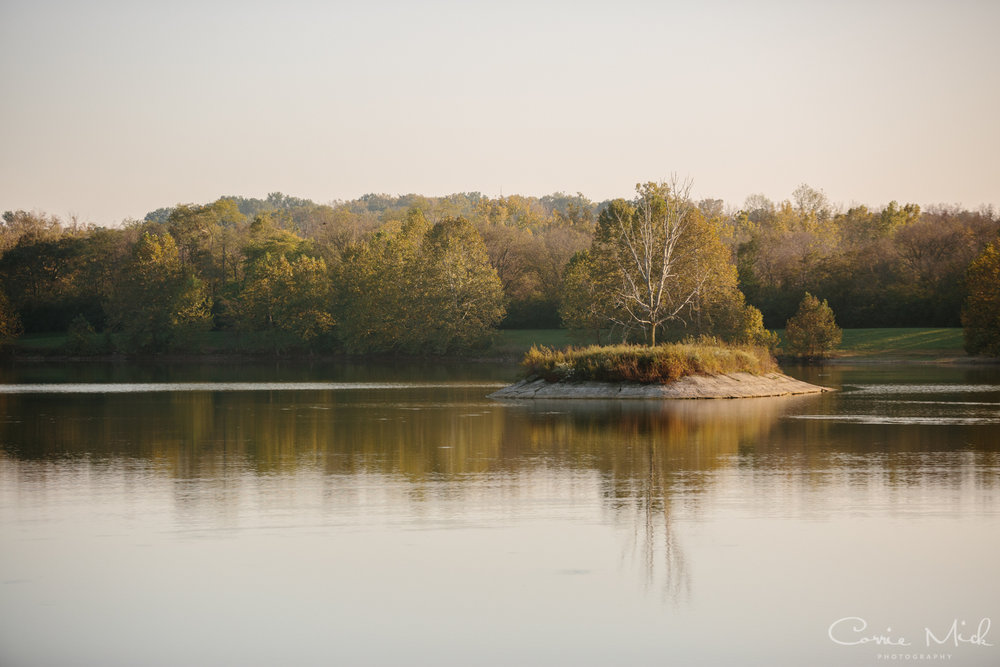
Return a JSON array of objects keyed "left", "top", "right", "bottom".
[{"left": 521, "top": 340, "right": 778, "bottom": 384}]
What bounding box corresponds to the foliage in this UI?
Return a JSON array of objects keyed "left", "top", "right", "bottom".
[
  {"left": 105, "top": 232, "right": 213, "bottom": 352},
  {"left": 728, "top": 303, "right": 779, "bottom": 349},
  {"left": 422, "top": 216, "right": 506, "bottom": 352},
  {"left": 338, "top": 210, "right": 432, "bottom": 353},
  {"left": 784, "top": 293, "right": 842, "bottom": 359},
  {"left": 521, "top": 341, "right": 777, "bottom": 384},
  {"left": 736, "top": 196, "right": 997, "bottom": 329},
  {"left": 339, "top": 211, "right": 504, "bottom": 354},
  {"left": 558, "top": 249, "right": 616, "bottom": 343},
  {"left": 235, "top": 252, "right": 335, "bottom": 351},
  {"left": 3, "top": 185, "right": 998, "bottom": 357},
  {"left": 592, "top": 180, "right": 701, "bottom": 345},
  {"left": 0, "top": 289, "right": 23, "bottom": 348},
  {"left": 962, "top": 240, "right": 1000, "bottom": 356},
  {"left": 562, "top": 180, "right": 776, "bottom": 348},
  {"left": 65, "top": 313, "right": 97, "bottom": 355}
]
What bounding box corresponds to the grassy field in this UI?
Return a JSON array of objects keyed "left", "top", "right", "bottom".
[
  {"left": 9, "top": 327, "right": 967, "bottom": 358},
  {"left": 488, "top": 329, "right": 572, "bottom": 356},
  {"left": 773, "top": 327, "right": 965, "bottom": 357}
]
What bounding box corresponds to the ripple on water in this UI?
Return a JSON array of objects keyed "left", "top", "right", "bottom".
[{"left": 786, "top": 414, "right": 1000, "bottom": 425}]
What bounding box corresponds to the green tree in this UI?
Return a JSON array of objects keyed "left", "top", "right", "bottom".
[
  {"left": 421, "top": 216, "right": 505, "bottom": 353},
  {"left": 558, "top": 249, "right": 617, "bottom": 343},
  {"left": 339, "top": 209, "right": 431, "bottom": 353},
  {"left": 962, "top": 240, "right": 1000, "bottom": 356},
  {"left": 106, "top": 232, "right": 212, "bottom": 351},
  {"left": 784, "top": 293, "right": 842, "bottom": 359},
  {"left": 339, "top": 211, "right": 504, "bottom": 354},
  {"left": 236, "top": 252, "right": 335, "bottom": 350}
]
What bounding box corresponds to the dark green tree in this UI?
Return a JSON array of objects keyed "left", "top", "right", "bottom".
[{"left": 784, "top": 293, "right": 842, "bottom": 359}]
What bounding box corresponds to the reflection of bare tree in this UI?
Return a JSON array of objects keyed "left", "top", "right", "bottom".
[
  {"left": 619, "top": 441, "right": 690, "bottom": 604},
  {"left": 522, "top": 397, "right": 811, "bottom": 603}
]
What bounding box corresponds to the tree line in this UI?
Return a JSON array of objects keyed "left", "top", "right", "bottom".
[{"left": 1, "top": 184, "right": 998, "bottom": 355}]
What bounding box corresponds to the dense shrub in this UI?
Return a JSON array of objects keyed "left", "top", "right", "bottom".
[{"left": 784, "top": 293, "right": 842, "bottom": 359}]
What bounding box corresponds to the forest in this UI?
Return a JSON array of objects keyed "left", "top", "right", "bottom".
[{"left": 1, "top": 184, "right": 998, "bottom": 355}]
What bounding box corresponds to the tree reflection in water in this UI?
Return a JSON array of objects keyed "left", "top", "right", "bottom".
[
  {"left": 6, "top": 383, "right": 972, "bottom": 604},
  {"left": 512, "top": 397, "right": 811, "bottom": 601}
]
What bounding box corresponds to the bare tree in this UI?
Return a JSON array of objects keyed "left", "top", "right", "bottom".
[{"left": 596, "top": 178, "right": 719, "bottom": 345}]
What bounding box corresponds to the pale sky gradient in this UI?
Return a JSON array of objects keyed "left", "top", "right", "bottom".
[{"left": 1, "top": 0, "right": 998, "bottom": 225}]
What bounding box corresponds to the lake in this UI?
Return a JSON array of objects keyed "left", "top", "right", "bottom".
[{"left": 1, "top": 360, "right": 998, "bottom": 666}]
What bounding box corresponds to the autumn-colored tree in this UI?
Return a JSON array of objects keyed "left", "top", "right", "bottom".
[
  {"left": 962, "top": 240, "right": 1000, "bottom": 356},
  {"left": 784, "top": 293, "right": 841, "bottom": 359}
]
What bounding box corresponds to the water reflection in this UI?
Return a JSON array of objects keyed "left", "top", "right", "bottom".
[{"left": 2, "top": 370, "right": 999, "bottom": 606}]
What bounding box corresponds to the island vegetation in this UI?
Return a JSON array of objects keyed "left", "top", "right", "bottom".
[
  {"left": 0, "top": 183, "right": 997, "bottom": 359},
  {"left": 521, "top": 341, "right": 777, "bottom": 384}
]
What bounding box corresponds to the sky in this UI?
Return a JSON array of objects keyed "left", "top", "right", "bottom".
[{"left": 1, "top": 0, "right": 998, "bottom": 225}]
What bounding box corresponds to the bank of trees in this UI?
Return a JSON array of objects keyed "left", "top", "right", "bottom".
[
  {"left": 732, "top": 187, "right": 999, "bottom": 329},
  {"left": 0, "top": 198, "right": 509, "bottom": 354},
  {"left": 1, "top": 184, "right": 998, "bottom": 356}
]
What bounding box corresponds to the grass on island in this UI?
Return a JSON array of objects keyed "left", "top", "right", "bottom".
[{"left": 521, "top": 341, "right": 778, "bottom": 384}]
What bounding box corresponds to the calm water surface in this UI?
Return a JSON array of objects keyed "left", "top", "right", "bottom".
[{"left": 1, "top": 360, "right": 998, "bottom": 666}]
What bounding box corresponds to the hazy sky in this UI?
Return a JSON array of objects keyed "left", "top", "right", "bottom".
[{"left": 1, "top": 0, "right": 998, "bottom": 225}]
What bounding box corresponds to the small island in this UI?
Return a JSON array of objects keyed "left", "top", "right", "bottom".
[{"left": 489, "top": 342, "right": 831, "bottom": 400}]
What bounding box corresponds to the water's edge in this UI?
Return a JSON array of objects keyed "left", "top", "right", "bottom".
[{"left": 489, "top": 372, "right": 831, "bottom": 399}]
